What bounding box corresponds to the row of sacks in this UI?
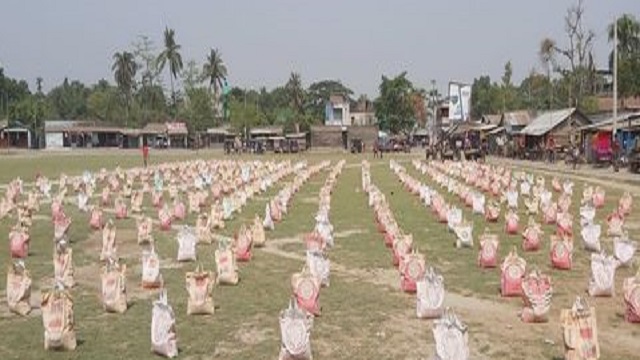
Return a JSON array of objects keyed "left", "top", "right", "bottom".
[
  {"left": 389, "top": 161, "right": 553, "bottom": 321},
  {"left": 400, "top": 160, "right": 640, "bottom": 326},
  {"left": 4, "top": 160, "right": 302, "bottom": 354},
  {"left": 365, "top": 161, "right": 473, "bottom": 360},
  {"left": 401, "top": 162, "right": 474, "bottom": 248},
  {"left": 389, "top": 161, "right": 636, "bottom": 358},
  {"left": 279, "top": 160, "right": 344, "bottom": 360},
  {"left": 416, "top": 160, "right": 637, "bottom": 274}
]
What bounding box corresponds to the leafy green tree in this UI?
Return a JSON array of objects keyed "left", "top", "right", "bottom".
[
  {"left": 179, "top": 87, "right": 215, "bottom": 131},
  {"left": 305, "top": 80, "right": 353, "bottom": 120},
  {"left": 47, "top": 78, "right": 89, "bottom": 119},
  {"left": 112, "top": 51, "right": 138, "bottom": 125},
  {"left": 202, "top": 48, "right": 228, "bottom": 117},
  {"left": 157, "top": 27, "right": 183, "bottom": 113},
  {"left": 374, "top": 72, "right": 416, "bottom": 135},
  {"left": 87, "top": 81, "right": 123, "bottom": 124},
  {"left": 471, "top": 76, "right": 501, "bottom": 117}
]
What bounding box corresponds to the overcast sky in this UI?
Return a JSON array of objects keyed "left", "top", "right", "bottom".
[{"left": 1, "top": 0, "right": 638, "bottom": 96}]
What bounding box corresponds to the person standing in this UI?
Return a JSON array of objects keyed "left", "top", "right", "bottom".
[{"left": 142, "top": 141, "right": 149, "bottom": 168}]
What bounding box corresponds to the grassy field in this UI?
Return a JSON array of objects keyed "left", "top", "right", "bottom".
[{"left": 0, "top": 150, "right": 639, "bottom": 359}]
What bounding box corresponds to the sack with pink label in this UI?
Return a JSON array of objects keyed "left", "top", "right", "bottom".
[
  {"left": 159, "top": 205, "right": 172, "bottom": 231},
  {"left": 505, "top": 210, "right": 519, "bottom": 235},
  {"left": 89, "top": 207, "right": 104, "bottom": 230},
  {"left": 542, "top": 203, "right": 557, "bottom": 225},
  {"left": 291, "top": 267, "right": 321, "bottom": 316},
  {"left": 278, "top": 298, "right": 313, "bottom": 360},
  {"left": 6, "top": 260, "right": 32, "bottom": 316},
  {"left": 521, "top": 270, "right": 552, "bottom": 323},
  {"left": 592, "top": 186, "right": 605, "bottom": 208},
  {"left": 234, "top": 224, "right": 253, "bottom": 262},
  {"left": 478, "top": 231, "right": 499, "bottom": 268},
  {"left": 522, "top": 217, "right": 542, "bottom": 251},
  {"left": 416, "top": 266, "right": 445, "bottom": 319},
  {"left": 172, "top": 198, "right": 186, "bottom": 221},
  {"left": 501, "top": 247, "right": 526, "bottom": 297},
  {"left": 560, "top": 297, "right": 600, "bottom": 360},
  {"left": 579, "top": 204, "right": 596, "bottom": 227},
  {"left": 305, "top": 231, "right": 326, "bottom": 253},
  {"left": 556, "top": 212, "right": 573, "bottom": 237},
  {"left": 51, "top": 199, "right": 64, "bottom": 221},
  {"left": 185, "top": 266, "right": 214, "bottom": 315},
  {"left": 400, "top": 250, "right": 425, "bottom": 293},
  {"left": 100, "top": 219, "right": 117, "bottom": 261},
  {"left": 42, "top": 284, "right": 76, "bottom": 351},
  {"left": 618, "top": 192, "right": 633, "bottom": 216},
  {"left": 392, "top": 234, "right": 413, "bottom": 267},
  {"left": 588, "top": 251, "right": 617, "bottom": 297},
  {"left": 101, "top": 259, "right": 127, "bottom": 313},
  {"left": 151, "top": 290, "right": 178, "bottom": 358},
  {"left": 550, "top": 235, "right": 573, "bottom": 270},
  {"left": 10, "top": 223, "right": 29, "bottom": 259},
  {"left": 114, "top": 197, "right": 127, "bottom": 220},
  {"left": 558, "top": 193, "right": 571, "bottom": 214},
  {"left": 623, "top": 269, "right": 640, "bottom": 323}
]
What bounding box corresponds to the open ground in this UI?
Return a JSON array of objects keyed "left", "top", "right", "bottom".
[{"left": 0, "top": 150, "right": 639, "bottom": 360}]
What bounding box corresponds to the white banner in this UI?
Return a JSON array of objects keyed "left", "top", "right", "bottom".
[{"left": 448, "top": 82, "right": 471, "bottom": 121}]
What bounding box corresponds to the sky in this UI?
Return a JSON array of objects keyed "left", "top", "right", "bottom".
[{"left": 1, "top": 0, "right": 638, "bottom": 97}]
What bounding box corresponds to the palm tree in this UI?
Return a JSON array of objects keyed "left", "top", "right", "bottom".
[
  {"left": 285, "top": 72, "right": 305, "bottom": 132},
  {"left": 609, "top": 14, "right": 640, "bottom": 58},
  {"left": 112, "top": 51, "right": 138, "bottom": 125},
  {"left": 539, "top": 38, "right": 556, "bottom": 109},
  {"left": 202, "top": 48, "right": 228, "bottom": 117},
  {"left": 157, "top": 27, "right": 183, "bottom": 113}
]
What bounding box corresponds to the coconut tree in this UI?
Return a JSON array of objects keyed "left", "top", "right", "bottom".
[
  {"left": 285, "top": 72, "right": 305, "bottom": 132},
  {"left": 112, "top": 51, "right": 138, "bottom": 125},
  {"left": 608, "top": 14, "right": 640, "bottom": 59},
  {"left": 539, "top": 38, "right": 556, "bottom": 109},
  {"left": 157, "top": 27, "right": 183, "bottom": 112},
  {"left": 202, "top": 48, "right": 228, "bottom": 117}
]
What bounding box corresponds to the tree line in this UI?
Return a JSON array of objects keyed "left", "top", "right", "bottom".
[
  {"left": 472, "top": 3, "right": 640, "bottom": 118},
  {"left": 1, "top": 2, "right": 639, "bottom": 139}
]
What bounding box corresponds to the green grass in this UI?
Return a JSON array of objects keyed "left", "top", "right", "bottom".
[{"left": 0, "top": 151, "right": 639, "bottom": 359}]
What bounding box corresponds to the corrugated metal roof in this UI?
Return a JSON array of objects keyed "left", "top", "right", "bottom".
[
  {"left": 503, "top": 111, "right": 531, "bottom": 127},
  {"left": 520, "top": 108, "right": 576, "bottom": 136},
  {"left": 579, "top": 112, "right": 640, "bottom": 131}
]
